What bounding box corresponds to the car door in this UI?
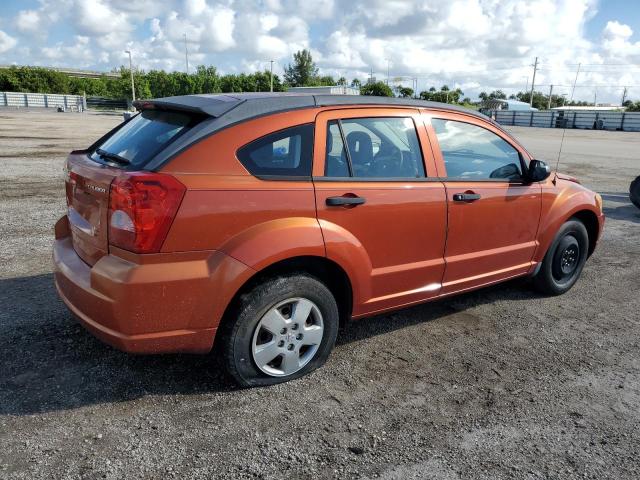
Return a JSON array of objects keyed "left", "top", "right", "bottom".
[
  {"left": 425, "top": 113, "right": 542, "bottom": 294},
  {"left": 313, "top": 108, "right": 447, "bottom": 317}
]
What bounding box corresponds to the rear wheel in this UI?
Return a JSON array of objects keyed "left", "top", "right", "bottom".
[
  {"left": 533, "top": 219, "right": 589, "bottom": 295},
  {"left": 630, "top": 176, "right": 640, "bottom": 209},
  {"left": 223, "top": 274, "right": 339, "bottom": 387}
]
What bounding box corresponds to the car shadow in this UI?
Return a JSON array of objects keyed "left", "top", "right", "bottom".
[
  {"left": 600, "top": 193, "right": 640, "bottom": 224},
  {"left": 0, "top": 273, "right": 539, "bottom": 416}
]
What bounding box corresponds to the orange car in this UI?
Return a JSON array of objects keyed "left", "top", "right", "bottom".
[{"left": 53, "top": 94, "right": 604, "bottom": 386}]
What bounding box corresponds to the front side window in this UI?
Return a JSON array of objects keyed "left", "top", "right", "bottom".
[
  {"left": 431, "top": 119, "right": 523, "bottom": 180},
  {"left": 324, "top": 117, "right": 426, "bottom": 179},
  {"left": 237, "top": 124, "right": 314, "bottom": 177}
]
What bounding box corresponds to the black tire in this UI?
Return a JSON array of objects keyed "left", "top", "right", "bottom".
[
  {"left": 533, "top": 219, "right": 589, "bottom": 296},
  {"left": 630, "top": 176, "right": 640, "bottom": 209},
  {"left": 222, "top": 274, "right": 339, "bottom": 387}
]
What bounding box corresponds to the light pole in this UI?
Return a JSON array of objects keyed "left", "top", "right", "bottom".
[
  {"left": 184, "top": 33, "right": 189, "bottom": 74},
  {"left": 561, "top": 93, "right": 567, "bottom": 106},
  {"left": 386, "top": 59, "right": 390, "bottom": 85},
  {"left": 124, "top": 50, "right": 135, "bottom": 103},
  {"left": 269, "top": 60, "right": 274, "bottom": 92}
]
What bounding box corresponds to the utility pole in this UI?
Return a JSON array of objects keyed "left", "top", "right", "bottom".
[
  {"left": 184, "top": 33, "right": 189, "bottom": 74},
  {"left": 523, "top": 76, "right": 529, "bottom": 93},
  {"left": 570, "top": 62, "right": 581, "bottom": 102},
  {"left": 124, "top": 50, "right": 135, "bottom": 103},
  {"left": 594, "top": 88, "right": 597, "bottom": 107},
  {"left": 621, "top": 86, "right": 628, "bottom": 106},
  {"left": 269, "top": 60, "right": 274, "bottom": 92},
  {"left": 386, "top": 59, "right": 390, "bottom": 85},
  {"left": 529, "top": 56, "right": 538, "bottom": 107},
  {"left": 547, "top": 84, "right": 553, "bottom": 109}
]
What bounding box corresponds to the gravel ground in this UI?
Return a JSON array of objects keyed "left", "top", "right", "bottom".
[{"left": 0, "top": 109, "right": 639, "bottom": 480}]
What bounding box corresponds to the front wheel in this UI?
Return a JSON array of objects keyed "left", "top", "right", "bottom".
[
  {"left": 533, "top": 219, "right": 589, "bottom": 296},
  {"left": 222, "top": 274, "right": 339, "bottom": 387},
  {"left": 630, "top": 176, "right": 640, "bottom": 209}
]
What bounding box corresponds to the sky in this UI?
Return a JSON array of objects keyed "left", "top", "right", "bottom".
[{"left": 0, "top": 0, "right": 639, "bottom": 103}]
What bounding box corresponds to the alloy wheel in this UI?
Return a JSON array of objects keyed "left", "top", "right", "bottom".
[{"left": 251, "top": 297, "right": 324, "bottom": 377}]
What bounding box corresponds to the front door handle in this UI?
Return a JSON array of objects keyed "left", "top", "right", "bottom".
[
  {"left": 326, "top": 196, "right": 366, "bottom": 206},
  {"left": 452, "top": 192, "right": 481, "bottom": 202}
]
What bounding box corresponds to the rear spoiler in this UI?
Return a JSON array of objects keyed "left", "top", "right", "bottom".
[{"left": 133, "top": 94, "right": 243, "bottom": 118}]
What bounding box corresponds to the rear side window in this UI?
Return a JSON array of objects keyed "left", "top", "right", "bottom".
[
  {"left": 90, "top": 110, "right": 196, "bottom": 169},
  {"left": 431, "top": 119, "right": 523, "bottom": 180},
  {"left": 324, "top": 117, "right": 426, "bottom": 179},
  {"left": 237, "top": 124, "right": 314, "bottom": 178}
]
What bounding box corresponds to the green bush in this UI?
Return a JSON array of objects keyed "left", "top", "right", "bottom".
[
  {"left": 360, "top": 81, "right": 393, "bottom": 97},
  {"left": 0, "top": 65, "right": 286, "bottom": 100}
]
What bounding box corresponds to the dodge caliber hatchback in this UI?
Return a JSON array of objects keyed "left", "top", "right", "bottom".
[{"left": 54, "top": 94, "right": 604, "bottom": 386}]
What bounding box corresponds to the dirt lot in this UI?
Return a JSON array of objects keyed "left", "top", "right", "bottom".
[{"left": 0, "top": 109, "right": 638, "bottom": 480}]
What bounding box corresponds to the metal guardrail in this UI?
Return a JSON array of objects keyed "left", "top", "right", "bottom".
[
  {"left": 1, "top": 91, "right": 85, "bottom": 110},
  {"left": 85, "top": 97, "right": 129, "bottom": 110},
  {"left": 1, "top": 91, "right": 129, "bottom": 111},
  {"left": 493, "top": 110, "right": 640, "bottom": 132}
]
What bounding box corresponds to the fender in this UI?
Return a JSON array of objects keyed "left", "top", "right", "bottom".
[
  {"left": 219, "top": 217, "right": 326, "bottom": 271},
  {"left": 317, "top": 219, "right": 374, "bottom": 316},
  {"left": 533, "top": 180, "right": 602, "bottom": 263}
]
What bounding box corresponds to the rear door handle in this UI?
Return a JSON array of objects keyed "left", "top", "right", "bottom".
[
  {"left": 452, "top": 193, "right": 481, "bottom": 202},
  {"left": 326, "top": 196, "right": 366, "bottom": 206}
]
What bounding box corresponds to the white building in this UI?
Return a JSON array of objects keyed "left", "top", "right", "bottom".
[{"left": 287, "top": 86, "right": 360, "bottom": 95}]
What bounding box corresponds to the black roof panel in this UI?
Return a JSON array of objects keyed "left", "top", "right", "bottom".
[{"left": 134, "top": 92, "right": 487, "bottom": 122}]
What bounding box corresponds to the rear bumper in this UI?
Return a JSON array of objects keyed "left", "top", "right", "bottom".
[{"left": 53, "top": 216, "right": 254, "bottom": 354}]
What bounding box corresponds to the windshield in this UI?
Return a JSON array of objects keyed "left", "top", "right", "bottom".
[{"left": 90, "top": 110, "right": 195, "bottom": 168}]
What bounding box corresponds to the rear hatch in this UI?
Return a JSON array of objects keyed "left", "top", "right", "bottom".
[
  {"left": 65, "top": 154, "right": 120, "bottom": 265},
  {"left": 64, "top": 109, "right": 200, "bottom": 265}
]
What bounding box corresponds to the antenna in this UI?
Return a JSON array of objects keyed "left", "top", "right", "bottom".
[{"left": 553, "top": 62, "right": 581, "bottom": 184}]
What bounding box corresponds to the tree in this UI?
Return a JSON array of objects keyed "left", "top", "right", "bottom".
[
  {"left": 337, "top": 76, "right": 347, "bottom": 86},
  {"left": 360, "top": 81, "right": 393, "bottom": 97},
  {"left": 395, "top": 86, "right": 414, "bottom": 98},
  {"left": 626, "top": 101, "right": 640, "bottom": 112},
  {"left": 419, "top": 85, "right": 464, "bottom": 104},
  {"left": 351, "top": 78, "right": 362, "bottom": 88},
  {"left": 313, "top": 75, "right": 336, "bottom": 86},
  {"left": 515, "top": 90, "right": 566, "bottom": 110},
  {"left": 284, "top": 49, "right": 318, "bottom": 87}
]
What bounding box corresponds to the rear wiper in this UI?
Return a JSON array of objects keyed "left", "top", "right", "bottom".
[{"left": 96, "top": 148, "right": 130, "bottom": 165}]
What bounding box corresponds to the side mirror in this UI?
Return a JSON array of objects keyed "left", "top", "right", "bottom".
[{"left": 528, "top": 159, "right": 551, "bottom": 182}]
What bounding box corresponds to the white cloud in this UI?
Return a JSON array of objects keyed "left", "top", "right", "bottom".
[
  {"left": 41, "top": 36, "right": 95, "bottom": 65},
  {"left": 74, "top": 0, "right": 131, "bottom": 35},
  {"left": 0, "top": 30, "right": 17, "bottom": 54},
  {"left": 2, "top": 0, "right": 640, "bottom": 103},
  {"left": 16, "top": 10, "right": 41, "bottom": 33},
  {"left": 603, "top": 20, "right": 633, "bottom": 40}
]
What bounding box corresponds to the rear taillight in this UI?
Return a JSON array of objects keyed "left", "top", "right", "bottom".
[
  {"left": 108, "top": 172, "right": 185, "bottom": 254},
  {"left": 64, "top": 160, "right": 79, "bottom": 207}
]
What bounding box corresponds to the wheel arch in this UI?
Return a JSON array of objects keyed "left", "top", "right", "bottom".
[
  {"left": 214, "top": 255, "right": 353, "bottom": 350},
  {"left": 570, "top": 209, "right": 600, "bottom": 257}
]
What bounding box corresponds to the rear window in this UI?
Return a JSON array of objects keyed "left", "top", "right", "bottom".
[
  {"left": 90, "top": 110, "right": 197, "bottom": 168},
  {"left": 236, "top": 124, "right": 314, "bottom": 178}
]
